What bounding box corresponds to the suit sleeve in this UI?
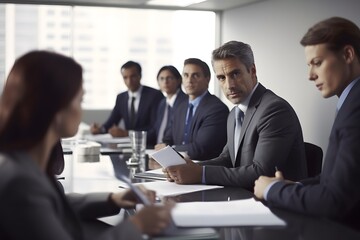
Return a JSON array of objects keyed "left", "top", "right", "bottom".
[
  {"left": 199, "top": 144, "right": 233, "bottom": 168},
  {"left": 102, "top": 95, "right": 123, "bottom": 131},
  {"left": 204, "top": 100, "right": 303, "bottom": 190},
  {"left": 143, "top": 90, "right": 164, "bottom": 146},
  {"left": 67, "top": 192, "right": 120, "bottom": 219},
  {"left": 0, "top": 175, "right": 142, "bottom": 240},
  {"left": 266, "top": 123, "right": 360, "bottom": 219}
]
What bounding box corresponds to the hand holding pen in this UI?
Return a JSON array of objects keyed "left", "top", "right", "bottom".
[{"left": 118, "top": 175, "right": 175, "bottom": 235}]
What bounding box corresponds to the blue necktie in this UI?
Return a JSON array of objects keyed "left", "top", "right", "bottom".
[
  {"left": 234, "top": 107, "right": 244, "bottom": 162},
  {"left": 183, "top": 103, "right": 194, "bottom": 144}
]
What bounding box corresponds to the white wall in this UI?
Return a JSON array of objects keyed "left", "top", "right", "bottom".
[{"left": 221, "top": 0, "right": 360, "bottom": 153}]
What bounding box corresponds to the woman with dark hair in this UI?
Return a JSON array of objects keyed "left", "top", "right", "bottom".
[
  {"left": 0, "top": 50, "right": 173, "bottom": 239},
  {"left": 153, "top": 65, "right": 187, "bottom": 145}
]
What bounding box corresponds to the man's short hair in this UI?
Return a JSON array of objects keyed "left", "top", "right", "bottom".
[
  {"left": 300, "top": 17, "right": 360, "bottom": 58},
  {"left": 121, "top": 61, "right": 142, "bottom": 76},
  {"left": 212, "top": 41, "right": 255, "bottom": 72}
]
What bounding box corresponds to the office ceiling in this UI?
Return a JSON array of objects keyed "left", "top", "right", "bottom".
[{"left": 0, "top": 0, "right": 265, "bottom": 11}]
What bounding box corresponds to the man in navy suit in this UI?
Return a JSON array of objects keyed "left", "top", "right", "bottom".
[
  {"left": 91, "top": 61, "right": 163, "bottom": 146},
  {"left": 152, "top": 65, "right": 187, "bottom": 146},
  {"left": 164, "top": 41, "right": 307, "bottom": 191},
  {"left": 156, "top": 58, "right": 229, "bottom": 160},
  {"left": 254, "top": 17, "right": 360, "bottom": 230}
]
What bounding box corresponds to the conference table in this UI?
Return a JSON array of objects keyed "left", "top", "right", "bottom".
[{"left": 60, "top": 151, "right": 360, "bottom": 240}]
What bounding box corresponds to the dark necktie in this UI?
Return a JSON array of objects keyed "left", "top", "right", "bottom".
[
  {"left": 183, "top": 103, "right": 194, "bottom": 144},
  {"left": 234, "top": 107, "right": 244, "bottom": 162},
  {"left": 130, "top": 96, "right": 136, "bottom": 129}
]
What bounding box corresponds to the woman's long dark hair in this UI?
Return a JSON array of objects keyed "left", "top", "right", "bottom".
[{"left": 0, "top": 51, "right": 82, "bottom": 176}]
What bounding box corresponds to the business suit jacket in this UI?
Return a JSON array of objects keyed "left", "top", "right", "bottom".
[
  {"left": 103, "top": 85, "right": 164, "bottom": 146},
  {"left": 267, "top": 80, "right": 360, "bottom": 230},
  {"left": 162, "top": 91, "right": 229, "bottom": 160},
  {"left": 201, "top": 83, "right": 307, "bottom": 190},
  {"left": 152, "top": 89, "right": 187, "bottom": 146},
  {"left": 0, "top": 152, "right": 142, "bottom": 240}
]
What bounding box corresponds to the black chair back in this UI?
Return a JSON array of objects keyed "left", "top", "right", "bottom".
[{"left": 304, "top": 142, "right": 323, "bottom": 177}]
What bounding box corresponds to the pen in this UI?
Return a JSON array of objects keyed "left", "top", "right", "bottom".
[
  {"left": 118, "top": 175, "right": 151, "bottom": 205},
  {"left": 275, "top": 166, "right": 279, "bottom": 172}
]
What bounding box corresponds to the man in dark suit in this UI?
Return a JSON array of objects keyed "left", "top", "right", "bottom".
[
  {"left": 91, "top": 61, "right": 163, "bottom": 146},
  {"left": 156, "top": 58, "right": 229, "bottom": 160},
  {"left": 254, "top": 17, "right": 360, "bottom": 230},
  {"left": 165, "top": 41, "right": 307, "bottom": 191},
  {"left": 152, "top": 65, "right": 187, "bottom": 146}
]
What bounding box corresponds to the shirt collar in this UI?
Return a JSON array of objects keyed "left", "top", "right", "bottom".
[
  {"left": 337, "top": 77, "right": 360, "bottom": 111},
  {"left": 128, "top": 85, "right": 143, "bottom": 98},
  {"left": 189, "top": 90, "right": 208, "bottom": 108}
]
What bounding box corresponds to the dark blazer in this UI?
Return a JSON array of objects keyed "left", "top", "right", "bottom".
[
  {"left": 201, "top": 83, "right": 307, "bottom": 190},
  {"left": 267, "top": 79, "right": 360, "bottom": 230},
  {"left": 162, "top": 91, "right": 229, "bottom": 160},
  {"left": 152, "top": 89, "right": 187, "bottom": 146},
  {"left": 102, "top": 85, "right": 164, "bottom": 146},
  {"left": 0, "top": 152, "right": 142, "bottom": 240}
]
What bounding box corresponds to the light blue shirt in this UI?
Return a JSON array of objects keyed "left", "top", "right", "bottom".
[
  {"left": 187, "top": 90, "right": 208, "bottom": 119},
  {"left": 337, "top": 78, "right": 360, "bottom": 112}
]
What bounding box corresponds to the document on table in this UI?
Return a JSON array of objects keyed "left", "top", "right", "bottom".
[
  {"left": 84, "top": 133, "right": 131, "bottom": 145},
  {"left": 150, "top": 146, "right": 186, "bottom": 168},
  {"left": 133, "top": 168, "right": 167, "bottom": 181},
  {"left": 119, "top": 180, "right": 223, "bottom": 197},
  {"left": 171, "top": 198, "right": 286, "bottom": 227}
]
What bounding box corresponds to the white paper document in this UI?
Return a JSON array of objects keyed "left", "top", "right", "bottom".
[
  {"left": 171, "top": 198, "right": 286, "bottom": 227},
  {"left": 84, "top": 134, "right": 131, "bottom": 144},
  {"left": 150, "top": 146, "right": 186, "bottom": 168},
  {"left": 119, "top": 180, "right": 223, "bottom": 197}
]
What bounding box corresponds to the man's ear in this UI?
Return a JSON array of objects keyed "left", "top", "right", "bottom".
[{"left": 343, "top": 45, "right": 355, "bottom": 64}]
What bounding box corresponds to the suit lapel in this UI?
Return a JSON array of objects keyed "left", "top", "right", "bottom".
[
  {"left": 188, "top": 92, "right": 210, "bottom": 136},
  {"left": 235, "top": 84, "right": 266, "bottom": 166}
]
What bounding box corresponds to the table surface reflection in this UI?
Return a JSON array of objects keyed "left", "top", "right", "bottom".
[{"left": 60, "top": 154, "right": 360, "bottom": 240}]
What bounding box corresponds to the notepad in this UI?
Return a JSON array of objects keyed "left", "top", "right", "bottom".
[{"left": 150, "top": 146, "right": 186, "bottom": 168}]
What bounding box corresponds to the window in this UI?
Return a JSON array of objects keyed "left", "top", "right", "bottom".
[{"left": 0, "top": 4, "right": 216, "bottom": 109}]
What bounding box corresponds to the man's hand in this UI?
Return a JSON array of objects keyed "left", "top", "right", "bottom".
[
  {"left": 90, "top": 123, "right": 102, "bottom": 134},
  {"left": 163, "top": 159, "right": 202, "bottom": 184},
  {"left": 148, "top": 158, "right": 162, "bottom": 170},
  {"left": 129, "top": 201, "right": 175, "bottom": 236},
  {"left": 254, "top": 171, "right": 285, "bottom": 200},
  {"left": 154, "top": 143, "right": 166, "bottom": 151},
  {"left": 108, "top": 125, "right": 128, "bottom": 137}
]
